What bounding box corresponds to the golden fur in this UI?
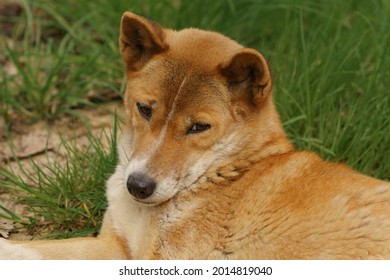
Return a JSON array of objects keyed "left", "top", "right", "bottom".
[{"left": 1, "top": 12, "right": 389, "bottom": 259}]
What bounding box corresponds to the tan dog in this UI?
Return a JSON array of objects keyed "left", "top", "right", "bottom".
[{"left": 1, "top": 12, "right": 390, "bottom": 260}]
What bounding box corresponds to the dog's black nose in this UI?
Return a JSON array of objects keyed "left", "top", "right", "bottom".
[{"left": 127, "top": 173, "right": 156, "bottom": 199}]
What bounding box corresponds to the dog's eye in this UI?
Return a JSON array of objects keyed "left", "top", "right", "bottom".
[
  {"left": 187, "top": 122, "right": 211, "bottom": 134},
  {"left": 136, "top": 103, "right": 152, "bottom": 121}
]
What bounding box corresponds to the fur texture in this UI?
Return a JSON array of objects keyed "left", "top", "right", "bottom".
[{"left": 1, "top": 12, "right": 389, "bottom": 260}]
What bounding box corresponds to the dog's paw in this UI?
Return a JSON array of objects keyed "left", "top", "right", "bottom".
[{"left": 0, "top": 238, "right": 42, "bottom": 260}]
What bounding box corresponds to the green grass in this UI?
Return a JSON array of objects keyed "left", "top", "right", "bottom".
[
  {"left": 0, "top": 119, "right": 119, "bottom": 238},
  {"left": 0, "top": 0, "right": 389, "bottom": 238},
  {"left": 0, "top": 0, "right": 124, "bottom": 123}
]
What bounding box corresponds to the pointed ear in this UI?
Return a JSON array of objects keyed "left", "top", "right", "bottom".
[
  {"left": 120, "top": 12, "right": 168, "bottom": 71},
  {"left": 219, "top": 48, "right": 272, "bottom": 106}
]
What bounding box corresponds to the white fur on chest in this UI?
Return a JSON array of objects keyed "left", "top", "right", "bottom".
[
  {"left": 106, "top": 170, "right": 154, "bottom": 258},
  {"left": 106, "top": 167, "right": 202, "bottom": 259}
]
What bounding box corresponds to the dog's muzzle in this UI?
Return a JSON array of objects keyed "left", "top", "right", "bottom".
[{"left": 127, "top": 173, "right": 156, "bottom": 199}]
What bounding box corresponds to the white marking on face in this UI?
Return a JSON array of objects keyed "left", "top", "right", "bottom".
[
  {"left": 124, "top": 158, "right": 148, "bottom": 182},
  {"left": 120, "top": 77, "right": 189, "bottom": 203},
  {"left": 149, "top": 77, "right": 187, "bottom": 156}
]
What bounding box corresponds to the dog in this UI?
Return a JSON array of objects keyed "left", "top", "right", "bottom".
[{"left": 1, "top": 12, "right": 390, "bottom": 260}]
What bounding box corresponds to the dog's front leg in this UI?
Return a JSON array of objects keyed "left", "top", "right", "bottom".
[
  {"left": 0, "top": 216, "right": 130, "bottom": 260},
  {"left": 0, "top": 235, "right": 128, "bottom": 260}
]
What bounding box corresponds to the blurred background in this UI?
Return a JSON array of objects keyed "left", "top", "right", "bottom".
[{"left": 0, "top": 0, "right": 389, "bottom": 239}]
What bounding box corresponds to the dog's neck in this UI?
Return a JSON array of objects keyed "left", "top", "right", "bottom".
[
  {"left": 206, "top": 138, "right": 293, "bottom": 186},
  {"left": 209, "top": 96, "right": 294, "bottom": 186}
]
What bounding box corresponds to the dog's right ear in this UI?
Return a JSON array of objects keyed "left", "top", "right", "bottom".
[
  {"left": 120, "top": 12, "right": 168, "bottom": 71},
  {"left": 219, "top": 48, "right": 272, "bottom": 110}
]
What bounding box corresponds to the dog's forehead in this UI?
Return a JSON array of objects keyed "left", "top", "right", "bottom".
[
  {"left": 159, "top": 28, "right": 242, "bottom": 106},
  {"left": 128, "top": 29, "right": 241, "bottom": 114},
  {"left": 138, "top": 55, "right": 227, "bottom": 110},
  {"left": 147, "top": 62, "right": 226, "bottom": 116},
  {"left": 165, "top": 28, "right": 243, "bottom": 70}
]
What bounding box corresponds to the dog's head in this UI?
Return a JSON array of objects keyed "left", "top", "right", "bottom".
[{"left": 116, "top": 12, "right": 288, "bottom": 205}]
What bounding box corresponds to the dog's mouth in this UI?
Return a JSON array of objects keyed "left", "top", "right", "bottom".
[
  {"left": 131, "top": 195, "right": 174, "bottom": 207},
  {"left": 129, "top": 180, "right": 180, "bottom": 206},
  {"left": 129, "top": 171, "right": 212, "bottom": 208},
  {"left": 132, "top": 198, "right": 159, "bottom": 206},
  {"left": 125, "top": 161, "right": 214, "bottom": 207}
]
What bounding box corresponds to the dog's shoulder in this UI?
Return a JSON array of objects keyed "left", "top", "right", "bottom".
[{"left": 219, "top": 151, "right": 390, "bottom": 258}]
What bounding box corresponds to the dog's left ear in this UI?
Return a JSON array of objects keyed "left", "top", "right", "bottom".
[
  {"left": 120, "top": 12, "right": 168, "bottom": 71},
  {"left": 219, "top": 48, "right": 272, "bottom": 107}
]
